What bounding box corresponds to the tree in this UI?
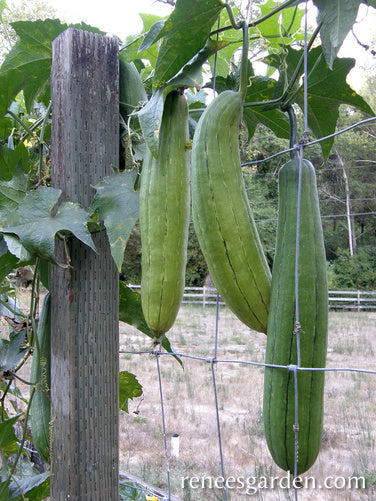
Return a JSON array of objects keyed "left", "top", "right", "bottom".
[{"left": 0, "top": 0, "right": 56, "bottom": 60}]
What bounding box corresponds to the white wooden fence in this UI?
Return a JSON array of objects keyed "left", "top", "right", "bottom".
[{"left": 127, "top": 285, "right": 376, "bottom": 312}]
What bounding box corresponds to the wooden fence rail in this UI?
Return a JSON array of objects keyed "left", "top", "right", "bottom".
[{"left": 126, "top": 285, "right": 376, "bottom": 312}]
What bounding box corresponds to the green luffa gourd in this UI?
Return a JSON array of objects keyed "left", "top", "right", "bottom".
[
  {"left": 139, "top": 90, "right": 190, "bottom": 338},
  {"left": 263, "top": 157, "right": 328, "bottom": 475}
]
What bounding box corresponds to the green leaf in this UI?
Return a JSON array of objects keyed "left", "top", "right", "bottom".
[
  {"left": 90, "top": 170, "right": 139, "bottom": 271},
  {"left": 0, "top": 142, "right": 29, "bottom": 181},
  {"left": 1, "top": 186, "right": 96, "bottom": 264},
  {"left": 0, "top": 293, "right": 24, "bottom": 321},
  {"left": 138, "top": 19, "right": 165, "bottom": 52},
  {"left": 295, "top": 49, "right": 374, "bottom": 158},
  {"left": 267, "top": 47, "right": 374, "bottom": 158},
  {"left": 169, "top": 38, "right": 229, "bottom": 90},
  {"left": 243, "top": 76, "right": 290, "bottom": 139},
  {"left": 119, "top": 482, "right": 147, "bottom": 501},
  {"left": 257, "top": 0, "right": 305, "bottom": 48},
  {"left": 153, "top": 0, "right": 224, "bottom": 89},
  {"left": 120, "top": 14, "right": 165, "bottom": 68},
  {"left": 119, "top": 282, "right": 182, "bottom": 366},
  {"left": 244, "top": 106, "right": 290, "bottom": 140},
  {"left": 0, "top": 330, "right": 27, "bottom": 372},
  {"left": 0, "top": 19, "right": 106, "bottom": 117},
  {"left": 119, "top": 371, "right": 143, "bottom": 413},
  {"left": 0, "top": 19, "right": 65, "bottom": 116},
  {"left": 0, "top": 163, "right": 28, "bottom": 220},
  {"left": 139, "top": 38, "right": 228, "bottom": 157},
  {"left": 137, "top": 88, "right": 164, "bottom": 159},
  {"left": 7, "top": 472, "right": 50, "bottom": 501},
  {"left": 0, "top": 116, "right": 13, "bottom": 145},
  {"left": 2, "top": 234, "right": 33, "bottom": 263},
  {"left": 0, "top": 414, "right": 22, "bottom": 458},
  {"left": 313, "top": 0, "right": 362, "bottom": 68},
  {"left": 0, "top": 234, "right": 20, "bottom": 281}
]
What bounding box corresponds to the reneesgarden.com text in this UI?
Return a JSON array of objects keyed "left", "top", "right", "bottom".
[{"left": 181, "top": 474, "right": 366, "bottom": 495}]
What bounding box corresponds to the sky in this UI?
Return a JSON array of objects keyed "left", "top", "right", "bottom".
[{"left": 41, "top": 0, "right": 173, "bottom": 39}]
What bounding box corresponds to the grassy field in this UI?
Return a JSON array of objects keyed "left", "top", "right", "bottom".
[{"left": 119, "top": 304, "right": 376, "bottom": 500}]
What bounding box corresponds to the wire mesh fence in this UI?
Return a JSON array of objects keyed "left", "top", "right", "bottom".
[{"left": 119, "top": 297, "right": 376, "bottom": 500}]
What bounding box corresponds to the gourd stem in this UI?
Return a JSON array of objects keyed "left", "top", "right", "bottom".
[
  {"left": 223, "top": 5, "right": 249, "bottom": 102},
  {"left": 224, "top": 3, "right": 241, "bottom": 30},
  {"left": 240, "top": 20, "right": 250, "bottom": 102},
  {"left": 287, "top": 105, "right": 299, "bottom": 160}
]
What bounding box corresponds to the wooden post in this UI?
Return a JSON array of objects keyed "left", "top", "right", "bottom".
[{"left": 50, "top": 29, "right": 119, "bottom": 500}]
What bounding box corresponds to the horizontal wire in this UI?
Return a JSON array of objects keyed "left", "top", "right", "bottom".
[
  {"left": 241, "top": 116, "right": 376, "bottom": 167},
  {"left": 119, "top": 349, "right": 376, "bottom": 375},
  {"left": 254, "top": 211, "right": 376, "bottom": 223},
  {"left": 249, "top": 197, "right": 376, "bottom": 205}
]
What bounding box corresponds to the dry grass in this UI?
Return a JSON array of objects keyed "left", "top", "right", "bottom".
[{"left": 119, "top": 305, "right": 376, "bottom": 500}]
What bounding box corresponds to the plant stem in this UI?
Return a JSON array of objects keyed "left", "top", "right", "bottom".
[
  {"left": 239, "top": 20, "right": 250, "bottom": 102},
  {"left": 6, "top": 110, "right": 35, "bottom": 136},
  {"left": 280, "top": 22, "right": 322, "bottom": 106},
  {"left": 224, "top": 3, "right": 241, "bottom": 29},
  {"left": 38, "top": 101, "right": 51, "bottom": 183},
  {"left": 287, "top": 104, "right": 299, "bottom": 160},
  {"left": 0, "top": 387, "right": 36, "bottom": 499}
]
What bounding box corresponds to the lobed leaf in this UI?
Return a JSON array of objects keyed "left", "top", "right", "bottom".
[
  {"left": 0, "top": 330, "right": 27, "bottom": 372},
  {"left": 90, "top": 170, "right": 140, "bottom": 272},
  {"left": 6, "top": 472, "right": 50, "bottom": 501},
  {"left": 266, "top": 47, "right": 373, "bottom": 158},
  {"left": 313, "top": 0, "right": 362, "bottom": 69},
  {"left": 1, "top": 186, "right": 96, "bottom": 264},
  {"left": 0, "top": 414, "right": 22, "bottom": 458},
  {"left": 119, "top": 371, "right": 143, "bottom": 413},
  {"left": 0, "top": 163, "right": 28, "bottom": 220},
  {"left": 0, "top": 19, "right": 105, "bottom": 118},
  {"left": 153, "top": 0, "right": 224, "bottom": 89}
]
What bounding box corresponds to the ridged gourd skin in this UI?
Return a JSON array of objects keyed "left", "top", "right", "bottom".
[
  {"left": 263, "top": 158, "right": 328, "bottom": 475},
  {"left": 191, "top": 90, "right": 271, "bottom": 334},
  {"left": 119, "top": 60, "right": 147, "bottom": 118},
  {"left": 140, "top": 90, "right": 190, "bottom": 338},
  {"left": 30, "top": 292, "right": 51, "bottom": 464}
]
